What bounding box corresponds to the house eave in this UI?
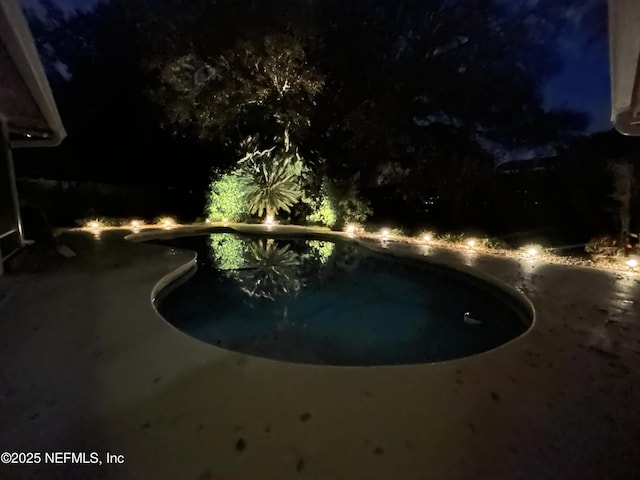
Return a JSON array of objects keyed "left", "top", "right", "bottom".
[
  {"left": 609, "top": 0, "right": 640, "bottom": 136},
  {"left": 0, "top": 0, "right": 66, "bottom": 148}
]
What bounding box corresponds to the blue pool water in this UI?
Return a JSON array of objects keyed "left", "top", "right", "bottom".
[{"left": 155, "top": 234, "right": 530, "bottom": 365}]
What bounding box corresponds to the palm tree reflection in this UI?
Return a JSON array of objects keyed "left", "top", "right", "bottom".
[
  {"left": 234, "top": 239, "right": 301, "bottom": 300},
  {"left": 208, "top": 235, "right": 357, "bottom": 301}
]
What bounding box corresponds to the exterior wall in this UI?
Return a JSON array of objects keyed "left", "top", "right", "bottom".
[{"left": 0, "top": 121, "right": 23, "bottom": 275}]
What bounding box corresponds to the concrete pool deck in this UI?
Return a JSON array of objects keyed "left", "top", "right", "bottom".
[{"left": 0, "top": 225, "right": 639, "bottom": 479}]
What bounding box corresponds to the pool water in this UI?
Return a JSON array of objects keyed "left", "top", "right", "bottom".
[{"left": 155, "top": 234, "right": 530, "bottom": 365}]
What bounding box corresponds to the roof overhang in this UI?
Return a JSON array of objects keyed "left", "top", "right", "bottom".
[
  {"left": 0, "top": 0, "right": 65, "bottom": 148},
  {"left": 609, "top": 0, "right": 640, "bottom": 136}
]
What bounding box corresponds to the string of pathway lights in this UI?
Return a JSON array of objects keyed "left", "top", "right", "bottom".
[{"left": 81, "top": 217, "right": 639, "bottom": 273}]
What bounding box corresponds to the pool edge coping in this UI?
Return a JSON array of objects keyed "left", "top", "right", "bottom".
[{"left": 133, "top": 225, "right": 538, "bottom": 367}]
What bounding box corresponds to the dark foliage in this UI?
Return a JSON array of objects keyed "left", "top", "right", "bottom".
[{"left": 16, "top": 0, "right": 636, "bottom": 243}]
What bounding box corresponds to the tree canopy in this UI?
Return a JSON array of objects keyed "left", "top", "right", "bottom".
[{"left": 23, "top": 0, "right": 600, "bottom": 230}]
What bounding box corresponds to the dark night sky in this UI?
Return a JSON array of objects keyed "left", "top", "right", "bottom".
[
  {"left": 541, "top": 1, "right": 611, "bottom": 133},
  {"left": 22, "top": 0, "right": 613, "bottom": 133}
]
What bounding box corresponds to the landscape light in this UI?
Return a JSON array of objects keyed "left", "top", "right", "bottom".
[
  {"left": 130, "top": 220, "right": 142, "bottom": 228},
  {"left": 423, "top": 233, "right": 432, "bottom": 242},
  {"left": 205, "top": 219, "right": 211, "bottom": 224},
  {"left": 381, "top": 228, "right": 390, "bottom": 238},
  {"left": 467, "top": 239, "right": 476, "bottom": 248},
  {"left": 521, "top": 244, "right": 543, "bottom": 258},
  {"left": 159, "top": 217, "right": 176, "bottom": 229},
  {"left": 265, "top": 215, "right": 275, "bottom": 228},
  {"left": 627, "top": 259, "right": 638, "bottom": 269},
  {"left": 223, "top": 218, "right": 229, "bottom": 225},
  {"left": 86, "top": 220, "right": 101, "bottom": 230},
  {"left": 346, "top": 224, "right": 357, "bottom": 236}
]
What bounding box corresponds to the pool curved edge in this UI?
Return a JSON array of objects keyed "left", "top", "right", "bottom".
[
  {"left": 133, "top": 224, "right": 536, "bottom": 365},
  {"left": 149, "top": 252, "right": 198, "bottom": 306},
  {"left": 359, "top": 239, "right": 536, "bottom": 328},
  {"left": 356, "top": 240, "right": 536, "bottom": 361}
]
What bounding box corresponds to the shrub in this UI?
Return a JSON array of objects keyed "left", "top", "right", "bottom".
[
  {"left": 437, "top": 232, "right": 465, "bottom": 244},
  {"left": 307, "top": 182, "right": 337, "bottom": 227},
  {"left": 329, "top": 181, "right": 372, "bottom": 227},
  {"left": 585, "top": 235, "right": 623, "bottom": 256},
  {"left": 206, "top": 172, "right": 248, "bottom": 222}
]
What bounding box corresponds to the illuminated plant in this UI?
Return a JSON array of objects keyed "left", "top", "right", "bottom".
[
  {"left": 307, "top": 185, "right": 337, "bottom": 227},
  {"left": 239, "top": 148, "right": 304, "bottom": 218},
  {"left": 157, "top": 216, "right": 177, "bottom": 228},
  {"left": 155, "top": 34, "right": 324, "bottom": 148},
  {"left": 306, "top": 179, "right": 371, "bottom": 228},
  {"left": 206, "top": 172, "right": 248, "bottom": 222},
  {"left": 483, "top": 238, "right": 510, "bottom": 250},
  {"left": 437, "top": 233, "right": 465, "bottom": 244}
]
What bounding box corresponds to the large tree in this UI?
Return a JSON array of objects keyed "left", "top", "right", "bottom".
[
  {"left": 23, "top": 0, "right": 218, "bottom": 186},
  {"left": 25, "top": 0, "right": 594, "bottom": 230},
  {"left": 308, "top": 0, "right": 588, "bottom": 226},
  {"left": 154, "top": 32, "right": 324, "bottom": 152}
]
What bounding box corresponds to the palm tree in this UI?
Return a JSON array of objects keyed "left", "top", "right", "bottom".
[{"left": 240, "top": 149, "right": 304, "bottom": 218}]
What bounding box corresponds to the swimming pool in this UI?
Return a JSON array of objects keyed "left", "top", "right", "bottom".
[{"left": 154, "top": 233, "right": 532, "bottom": 365}]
